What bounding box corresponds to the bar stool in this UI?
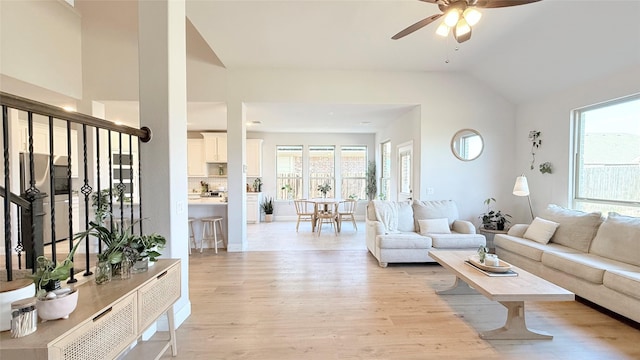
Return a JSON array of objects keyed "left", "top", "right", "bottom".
[
  {"left": 201, "top": 216, "right": 225, "bottom": 254},
  {"left": 188, "top": 217, "right": 197, "bottom": 255}
]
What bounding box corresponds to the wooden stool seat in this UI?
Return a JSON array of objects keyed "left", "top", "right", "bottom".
[{"left": 201, "top": 216, "right": 225, "bottom": 254}]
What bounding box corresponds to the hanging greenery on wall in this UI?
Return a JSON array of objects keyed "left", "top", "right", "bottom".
[
  {"left": 529, "top": 130, "right": 541, "bottom": 170},
  {"left": 539, "top": 162, "right": 552, "bottom": 174}
]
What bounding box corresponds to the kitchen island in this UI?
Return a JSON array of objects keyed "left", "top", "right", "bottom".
[{"left": 188, "top": 197, "right": 228, "bottom": 251}]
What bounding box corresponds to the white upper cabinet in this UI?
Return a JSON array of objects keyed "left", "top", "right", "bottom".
[
  {"left": 187, "top": 138, "right": 205, "bottom": 176},
  {"left": 201, "top": 133, "right": 227, "bottom": 163},
  {"left": 246, "top": 139, "right": 263, "bottom": 178}
]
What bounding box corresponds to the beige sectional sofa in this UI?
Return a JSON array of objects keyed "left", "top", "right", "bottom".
[
  {"left": 494, "top": 204, "right": 640, "bottom": 323},
  {"left": 366, "top": 200, "right": 486, "bottom": 267}
]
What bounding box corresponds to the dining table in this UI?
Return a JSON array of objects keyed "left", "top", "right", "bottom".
[{"left": 309, "top": 198, "right": 340, "bottom": 233}]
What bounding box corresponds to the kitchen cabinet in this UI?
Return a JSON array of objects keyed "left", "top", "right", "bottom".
[
  {"left": 187, "top": 138, "right": 206, "bottom": 176},
  {"left": 201, "top": 133, "right": 227, "bottom": 163},
  {"left": 247, "top": 192, "right": 262, "bottom": 224},
  {"left": 246, "top": 139, "right": 263, "bottom": 177}
]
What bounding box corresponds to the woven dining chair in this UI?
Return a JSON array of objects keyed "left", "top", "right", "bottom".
[
  {"left": 337, "top": 199, "right": 358, "bottom": 232},
  {"left": 294, "top": 200, "right": 317, "bottom": 232}
]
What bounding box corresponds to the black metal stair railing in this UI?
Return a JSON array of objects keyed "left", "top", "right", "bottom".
[{"left": 1, "top": 91, "right": 152, "bottom": 282}]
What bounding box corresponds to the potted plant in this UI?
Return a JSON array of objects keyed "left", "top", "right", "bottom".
[
  {"left": 366, "top": 161, "right": 377, "bottom": 201},
  {"left": 31, "top": 238, "right": 82, "bottom": 299},
  {"left": 74, "top": 218, "right": 139, "bottom": 283},
  {"left": 317, "top": 183, "right": 331, "bottom": 198},
  {"left": 30, "top": 239, "right": 82, "bottom": 321},
  {"left": 128, "top": 233, "right": 167, "bottom": 273},
  {"left": 260, "top": 196, "right": 274, "bottom": 222},
  {"left": 281, "top": 184, "right": 293, "bottom": 200},
  {"left": 479, "top": 198, "right": 512, "bottom": 231}
]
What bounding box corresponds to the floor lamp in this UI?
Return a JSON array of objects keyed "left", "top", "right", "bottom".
[{"left": 513, "top": 175, "right": 534, "bottom": 220}]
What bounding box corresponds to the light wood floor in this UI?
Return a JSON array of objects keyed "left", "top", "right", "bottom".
[{"left": 163, "top": 221, "right": 640, "bottom": 360}]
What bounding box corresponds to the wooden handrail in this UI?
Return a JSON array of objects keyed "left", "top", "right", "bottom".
[
  {"left": 0, "top": 186, "right": 30, "bottom": 208},
  {"left": 0, "top": 91, "right": 152, "bottom": 142}
]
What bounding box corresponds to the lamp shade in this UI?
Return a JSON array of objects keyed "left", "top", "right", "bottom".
[{"left": 513, "top": 176, "right": 530, "bottom": 196}]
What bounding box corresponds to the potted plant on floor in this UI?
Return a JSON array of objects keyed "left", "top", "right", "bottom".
[{"left": 261, "top": 196, "right": 274, "bottom": 222}]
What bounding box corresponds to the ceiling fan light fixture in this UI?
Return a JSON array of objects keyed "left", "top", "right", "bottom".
[
  {"left": 462, "top": 7, "right": 482, "bottom": 26},
  {"left": 453, "top": 18, "right": 472, "bottom": 43},
  {"left": 435, "top": 22, "right": 450, "bottom": 37},
  {"left": 443, "top": 9, "right": 461, "bottom": 27}
]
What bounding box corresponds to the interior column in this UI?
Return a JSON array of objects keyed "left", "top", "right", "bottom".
[{"left": 138, "top": 0, "right": 190, "bottom": 329}]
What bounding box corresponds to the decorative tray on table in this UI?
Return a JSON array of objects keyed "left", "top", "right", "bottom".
[{"left": 467, "top": 255, "right": 513, "bottom": 273}]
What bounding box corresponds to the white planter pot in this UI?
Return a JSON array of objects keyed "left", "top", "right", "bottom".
[{"left": 36, "top": 289, "right": 79, "bottom": 321}]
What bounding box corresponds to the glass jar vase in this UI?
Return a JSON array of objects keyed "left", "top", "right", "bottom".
[{"left": 95, "top": 260, "right": 112, "bottom": 285}]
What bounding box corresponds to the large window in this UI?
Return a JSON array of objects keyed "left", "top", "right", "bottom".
[
  {"left": 380, "top": 141, "right": 391, "bottom": 200},
  {"left": 309, "top": 146, "right": 335, "bottom": 198},
  {"left": 276, "top": 146, "right": 303, "bottom": 200},
  {"left": 340, "top": 146, "right": 367, "bottom": 200},
  {"left": 573, "top": 95, "right": 640, "bottom": 216}
]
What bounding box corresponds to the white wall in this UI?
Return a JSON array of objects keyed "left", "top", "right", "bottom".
[
  {"left": 248, "top": 131, "right": 375, "bottom": 220},
  {"left": 0, "top": 0, "right": 82, "bottom": 99},
  {"left": 226, "top": 70, "right": 516, "bottom": 226},
  {"left": 513, "top": 65, "right": 640, "bottom": 223}
]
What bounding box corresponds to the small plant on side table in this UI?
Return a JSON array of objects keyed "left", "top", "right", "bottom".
[{"left": 479, "top": 198, "right": 512, "bottom": 231}]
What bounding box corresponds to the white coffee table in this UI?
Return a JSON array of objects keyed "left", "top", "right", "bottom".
[{"left": 429, "top": 250, "right": 574, "bottom": 340}]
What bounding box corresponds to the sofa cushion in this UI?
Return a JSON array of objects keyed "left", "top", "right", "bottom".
[
  {"left": 542, "top": 204, "right": 602, "bottom": 252},
  {"left": 370, "top": 200, "right": 399, "bottom": 233},
  {"left": 603, "top": 269, "right": 640, "bottom": 300},
  {"left": 396, "top": 201, "right": 416, "bottom": 232},
  {"left": 494, "top": 234, "right": 579, "bottom": 262},
  {"left": 413, "top": 200, "right": 459, "bottom": 230},
  {"left": 523, "top": 217, "right": 559, "bottom": 244},
  {"left": 418, "top": 218, "right": 451, "bottom": 235},
  {"left": 541, "top": 252, "right": 608, "bottom": 284},
  {"left": 589, "top": 212, "right": 640, "bottom": 267},
  {"left": 430, "top": 233, "right": 485, "bottom": 249},
  {"left": 377, "top": 233, "right": 432, "bottom": 249}
]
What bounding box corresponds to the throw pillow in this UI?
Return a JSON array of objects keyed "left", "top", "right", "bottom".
[
  {"left": 523, "top": 217, "right": 560, "bottom": 244},
  {"left": 413, "top": 200, "right": 459, "bottom": 230},
  {"left": 542, "top": 204, "right": 602, "bottom": 252},
  {"left": 418, "top": 218, "right": 451, "bottom": 235}
]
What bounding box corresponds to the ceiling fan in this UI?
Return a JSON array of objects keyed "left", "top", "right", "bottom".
[{"left": 392, "top": 0, "right": 542, "bottom": 43}]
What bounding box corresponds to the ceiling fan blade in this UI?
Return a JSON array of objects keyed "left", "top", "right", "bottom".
[
  {"left": 392, "top": 13, "right": 443, "bottom": 40},
  {"left": 474, "top": 0, "right": 542, "bottom": 9}
]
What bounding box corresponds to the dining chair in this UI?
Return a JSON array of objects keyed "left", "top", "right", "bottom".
[
  {"left": 294, "top": 200, "right": 317, "bottom": 232},
  {"left": 315, "top": 201, "right": 338, "bottom": 235},
  {"left": 337, "top": 199, "right": 358, "bottom": 232}
]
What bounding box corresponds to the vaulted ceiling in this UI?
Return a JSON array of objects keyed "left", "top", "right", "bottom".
[{"left": 69, "top": 0, "right": 640, "bottom": 131}]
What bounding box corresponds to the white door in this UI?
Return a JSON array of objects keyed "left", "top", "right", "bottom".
[{"left": 397, "top": 142, "right": 413, "bottom": 202}]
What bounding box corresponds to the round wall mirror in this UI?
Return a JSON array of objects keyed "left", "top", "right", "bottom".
[{"left": 451, "top": 129, "right": 484, "bottom": 161}]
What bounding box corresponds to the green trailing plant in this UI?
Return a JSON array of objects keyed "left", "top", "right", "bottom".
[
  {"left": 260, "top": 196, "right": 274, "bottom": 215},
  {"left": 529, "top": 130, "right": 542, "bottom": 170},
  {"left": 366, "top": 161, "right": 377, "bottom": 201},
  {"left": 539, "top": 161, "right": 552, "bottom": 174},
  {"left": 31, "top": 238, "right": 82, "bottom": 299}
]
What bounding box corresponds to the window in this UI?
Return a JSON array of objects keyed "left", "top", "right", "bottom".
[
  {"left": 573, "top": 95, "right": 640, "bottom": 216},
  {"left": 340, "top": 146, "right": 367, "bottom": 200},
  {"left": 112, "top": 152, "right": 136, "bottom": 203},
  {"left": 380, "top": 141, "right": 391, "bottom": 200},
  {"left": 276, "top": 146, "right": 303, "bottom": 200},
  {"left": 309, "top": 146, "right": 335, "bottom": 198}
]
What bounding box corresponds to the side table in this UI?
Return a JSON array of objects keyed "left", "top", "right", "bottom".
[{"left": 478, "top": 228, "right": 508, "bottom": 252}]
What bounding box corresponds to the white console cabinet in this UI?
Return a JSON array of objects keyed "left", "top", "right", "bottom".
[{"left": 0, "top": 259, "right": 181, "bottom": 360}]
